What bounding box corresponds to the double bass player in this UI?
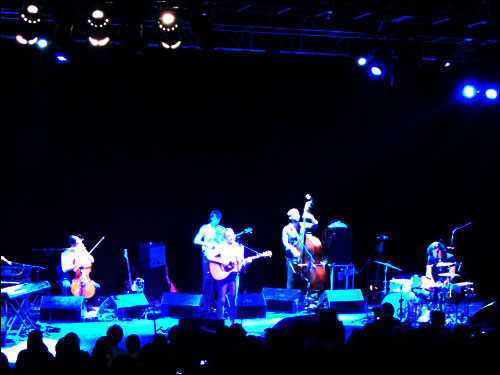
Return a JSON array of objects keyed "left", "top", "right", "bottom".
[{"left": 282, "top": 196, "right": 320, "bottom": 290}]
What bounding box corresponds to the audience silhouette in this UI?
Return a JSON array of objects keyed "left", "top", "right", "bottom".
[{"left": 2, "top": 307, "right": 499, "bottom": 375}]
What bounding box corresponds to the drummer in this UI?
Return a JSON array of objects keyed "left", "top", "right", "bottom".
[{"left": 425, "top": 241, "right": 456, "bottom": 286}]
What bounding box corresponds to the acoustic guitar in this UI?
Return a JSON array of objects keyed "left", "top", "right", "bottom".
[{"left": 209, "top": 251, "right": 272, "bottom": 280}]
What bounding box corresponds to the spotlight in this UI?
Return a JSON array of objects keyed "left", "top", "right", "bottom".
[
  {"left": 15, "top": 34, "right": 38, "bottom": 45},
  {"left": 370, "top": 65, "right": 383, "bottom": 77},
  {"left": 158, "top": 10, "right": 181, "bottom": 49},
  {"left": 357, "top": 57, "right": 367, "bottom": 66},
  {"left": 462, "top": 85, "right": 477, "bottom": 99},
  {"left": 56, "top": 54, "right": 69, "bottom": 63},
  {"left": 16, "top": 3, "right": 42, "bottom": 45},
  {"left": 160, "top": 11, "right": 176, "bottom": 26},
  {"left": 443, "top": 62, "right": 451, "bottom": 68},
  {"left": 20, "top": 4, "right": 41, "bottom": 24},
  {"left": 36, "top": 38, "right": 48, "bottom": 48},
  {"left": 485, "top": 88, "right": 498, "bottom": 100},
  {"left": 87, "top": 9, "right": 111, "bottom": 47}
]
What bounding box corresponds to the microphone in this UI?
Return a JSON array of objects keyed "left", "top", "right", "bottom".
[
  {"left": 377, "top": 235, "right": 389, "bottom": 241},
  {"left": 1, "top": 256, "right": 12, "bottom": 265}
]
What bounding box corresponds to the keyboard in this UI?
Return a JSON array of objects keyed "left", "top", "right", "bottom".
[{"left": 1, "top": 280, "right": 51, "bottom": 300}]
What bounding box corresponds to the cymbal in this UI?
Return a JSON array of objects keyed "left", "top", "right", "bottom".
[
  {"left": 374, "top": 260, "right": 402, "bottom": 271},
  {"left": 436, "top": 262, "right": 455, "bottom": 267},
  {"left": 389, "top": 278, "right": 410, "bottom": 285},
  {"left": 453, "top": 281, "right": 473, "bottom": 286},
  {"left": 438, "top": 272, "right": 459, "bottom": 277}
]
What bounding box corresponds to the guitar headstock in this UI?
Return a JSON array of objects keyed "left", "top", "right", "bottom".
[
  {"left": 261, "top": 250, "right": 272, "bottom": 258},
  {"left": 236, "top": 227, "right": 253, "bottom": 238},
  {"left": 123, "top": 249, "right": 128, "bottom": 259}
]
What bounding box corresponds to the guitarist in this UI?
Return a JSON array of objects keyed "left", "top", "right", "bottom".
[
  {"left": 282, "top": 207, "right": 318, "bottom": 289},
  {"left": 206, "top": 228, "right": 248, "bottom": 325},
  {"left": 193, "top": 210, "right": 225, "bottom": 316}
]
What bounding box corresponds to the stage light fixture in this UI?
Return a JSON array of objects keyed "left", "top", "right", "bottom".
[
  {"left": 20, "top": 4, "right": 41, "bottom": 24},
  {"left": 444, "top": 62, "right": 451, "bottom": 68},
  {"left": 357, "top": 57, "right": 367, "bottom": 66},
  {"left": 158, "top": 11, "right": 181, "bottom": 49},
  {"left": 87, "top": 8, "right": 111, "bottom": 47},
  {"left": 56, "top": 54, "right": 68, "bottom": 63},
  {"left": 36, "top": 38, "right": 48, "bottom": 48},
  {"left": 15, "top": 34, "right": 38, "bottom": 45},
  {"left": 370, "top": 64, "right": 384, "bottom": 77},
  {"left": 485, "top": 88, "right": 498, "bottom": 100},
  {"left": 160, "top": 11, "right": 176, "bottom": 26},
  {"left": 16, "top": 3, "right": 43, "bottom": 46},
  {"left": 462, "top": 85, "right": 477, "bottom": 99}
]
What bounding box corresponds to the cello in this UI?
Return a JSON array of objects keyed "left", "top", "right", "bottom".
[
  {"left": 301, "top": 194, "right": 326, "bottom": 291},
  {"left": 70, "top": 236, "right": 104, "bottom": 299}
]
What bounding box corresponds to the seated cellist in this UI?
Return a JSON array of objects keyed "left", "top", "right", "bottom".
[{"left": 58, "top": 235, "right": 100, "bottom": 304}]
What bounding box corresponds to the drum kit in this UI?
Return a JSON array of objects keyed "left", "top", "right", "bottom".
[{"left": 374, "top": 260, "right": 474, "bottom": 325}]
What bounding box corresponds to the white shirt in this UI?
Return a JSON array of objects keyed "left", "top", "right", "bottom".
[{"left": 193, "top": 223, "right": 226, "bottom": 257}]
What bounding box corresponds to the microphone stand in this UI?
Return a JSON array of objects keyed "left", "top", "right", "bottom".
[{"left": 450, "top": 222, "right": 472, "bottom": 248}]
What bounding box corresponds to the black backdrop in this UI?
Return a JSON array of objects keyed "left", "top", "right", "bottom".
[{"left": 1, "top": 42, "right": 498, "bottom": 299}]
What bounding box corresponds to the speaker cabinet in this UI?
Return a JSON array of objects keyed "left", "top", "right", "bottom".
[
  {"left": 97, "top": 293, "right": 149, "bottom": 320},
  {"left": 236, "top": 293, "right": 266, "bottom": 319},
  {"left": 138, "top": 242, "right": 166, "bottom": 269},
  {"left": 262, "top": 287, "right": 304, "bottom": 313},
  {"left": 325, "top": 228, "right": 353, "bottom": 264},
  {"left": 161, "top": 293, "right": 202, "bottom": 318},
  {"left": 319, "top": 289, "right": 364, "bottom": 313},
  {"left": 40, "top": 296, "right": 85, "bottom": 322}
]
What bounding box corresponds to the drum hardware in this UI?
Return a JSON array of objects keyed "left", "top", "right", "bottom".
[
  {"left": 382, "top": 291, "right": 422, "bottom": 323},
  {"left": 438, "top": 272, "right": 459, "bottom": 278},
  {"left": 435, "top": 262, "right": 456, "bottom": 267},
  {"left": 373, "top": 261, "right": 402, "bottom": 295}
]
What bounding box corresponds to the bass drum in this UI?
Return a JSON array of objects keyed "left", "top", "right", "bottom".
[{"left": 381, "top": 292, "right": 421, "bottom": 323}]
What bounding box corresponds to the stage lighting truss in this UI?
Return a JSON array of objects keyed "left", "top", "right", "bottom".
[
  {"left": 16, "top": 3, "right": 42, "bottom": 45},
  {"left": 158, "top": 11, "right": 181, "bottom": 49},
  {"left": 87, "top": 9, "right": 111, "bottom": 47}
]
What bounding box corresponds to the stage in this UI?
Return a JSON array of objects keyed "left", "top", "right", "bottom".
[{"left": 1, "top": 298, "right": 486, "bottom": 367}]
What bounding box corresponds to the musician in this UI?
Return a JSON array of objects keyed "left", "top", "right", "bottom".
[
  {"left": 58, "top": 235, "right": 100, "bottom": 301},
  {"left": 425, "top": 241, "right": 456, "bottom": 286},
  {"left": 193, "top": 210, "right": 225, "bottom": 315},
  {"left": 206, "top": 228, "right": 247, "bottom": 325},
  {"left": 282, "top": 207, "right": 318, "bottom": 289}
]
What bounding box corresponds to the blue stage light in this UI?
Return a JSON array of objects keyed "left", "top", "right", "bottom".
[
  {"left": 37, "top": 39, "right": 48, "bottom": 48},
  {"left": 56, "top": 54, "right": 68, "bottom": 63},
  {"left": 462, "top": 85, "right": 477, "bottom": 99},
  {"left": 357, "top": 57, "right": 367, "bottom": 66},
  {"left": 485, "top": 88, "right": 498, "bottom": 100},
  {"left": 370, "top": 65, "right": 383, "bottom": 76}
]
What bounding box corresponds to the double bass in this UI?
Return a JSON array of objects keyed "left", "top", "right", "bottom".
[
  {"left": 301, "top": 195, "right": 326, "bottom": 291},
  {"left": 70, "top": 236, "right": 104, "bottom": 299}
]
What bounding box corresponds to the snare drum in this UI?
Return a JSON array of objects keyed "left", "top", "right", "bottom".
[{"left": 381, "top": 292, "right": 421, "bottom": 323}]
